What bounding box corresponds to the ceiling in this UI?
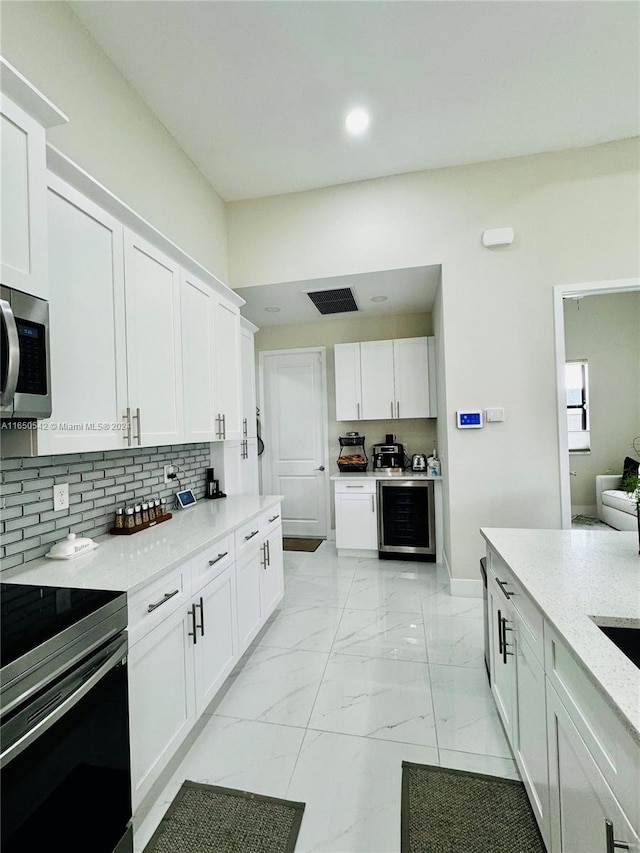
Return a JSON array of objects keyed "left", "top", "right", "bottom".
[
  {"left": 70, "top": 1, "right": 639, "bottom": 202},
  {"left": 235, "top": 266, "right": 440, "bottom": 327}
]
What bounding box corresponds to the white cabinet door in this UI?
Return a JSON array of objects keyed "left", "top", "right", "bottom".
[
  {"left": 1, "top": 97, "right": 48, "bottom": 299},
  {"left": 360, "top": 340, "right": 395, "bottom": 420},
  {"left": 260, "top": 526, "right": 284, "bottom": 616},
  {"left": 335, "top": 490, "right": 378, "bottom": 550},
  {"left": 240, "top": 438, "right": 260, "bottom": 496},
  {"left": 334, "top": 342, "right": 362, "bottom": 421},
  {"left": 128, "top": 604, "right": 196, "bottom": 809},
  {"left": 39, "top": 178, "right": 128, "bottom": 454},
  {"left": 193, "top": 567, "right": 237, "bottom": 716},
  {"left": 235, "top": 544, "right": 262, "bottom": 652},
  {"left": 515, "top": 633, "right": 550, "bottom": 849},
  {"left": 393, "top": 337, "right": 431, "bottom": 419},
  {"left": 547, "top": 683, "right": 639, "bottom": 853},
  {"left": 213, "top": 295, "right": 242, "bottom": 440},
  {"left": 488, "top": 577, "right": 516, "bottom": 740},
  {"left": 181, "top": 272, "right": 216, "bottom": 442},
  {"left": 241, "top": 324, "right": 257, "bottom": 438},
  {"left": 124, "top": 229, "right": 184, "bottom": 446}
]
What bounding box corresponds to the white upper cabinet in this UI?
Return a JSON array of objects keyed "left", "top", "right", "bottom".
[
  {"left": 124, "top": 229, "right": 184, "bottom": 446},
  {"left": 212, "top": 295, "right": 242, "bottom": 440},
  {"left": 1, "top": 59, "right": 67, "bottom": 299},
  {"left": 181, "top": 272, "right": 217, "bottom": 443},
  {"left": 39, "top": 177, "right": 128, "bottom": 454},
  {"left": 335, "top": 336, "right": 436, "bottom": 421},
  {"left": 240, "top": 319, "right": 258, "bottom": 439}
]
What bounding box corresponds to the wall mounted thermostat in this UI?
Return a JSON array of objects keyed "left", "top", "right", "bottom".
[
  {"left": 176, "top": 488, "right": 197, "bottom": 508},
  {"left": 456, "top": 411, "right": 483, "bottom": 429}
]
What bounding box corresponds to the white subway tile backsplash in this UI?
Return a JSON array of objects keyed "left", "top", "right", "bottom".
[{"left": 0, "top": 442, "right": 209, "bottom": 570}]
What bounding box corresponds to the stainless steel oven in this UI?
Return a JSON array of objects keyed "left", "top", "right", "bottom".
[
  {"left": 1, "top": 286, "right": 51, "bottom": 419},
  {"left": 377, "top": 479, "right": 436, "bottom": 561},
  {"left": 0, "top": 583, "right": 132, "bottom": 853}
]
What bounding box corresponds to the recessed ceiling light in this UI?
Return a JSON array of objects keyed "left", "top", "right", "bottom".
[
  {"left": 264, "top": 306, "right": 281, "bottom": 313},
  {"left": 370, "top": 295, "right": 388, "bottom": 303},
  {"left": 345, "top": 108, "right": 370, "bottom": 137}
]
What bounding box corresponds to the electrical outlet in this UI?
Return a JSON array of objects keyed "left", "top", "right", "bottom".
[
  {"left": 53, "top": 483, "right": 69, "bottom": 512},
  {"left": 163, "top": 465, "right": 175, "bottom": 484}
]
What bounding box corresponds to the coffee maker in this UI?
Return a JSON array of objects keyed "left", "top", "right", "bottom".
[{"left": 372, "top": 434, "right": 405, "bottom": 472}]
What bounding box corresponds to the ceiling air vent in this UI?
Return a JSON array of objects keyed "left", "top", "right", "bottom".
[{"left": 307, "top": 287, "right": 358, "bottom": 315}]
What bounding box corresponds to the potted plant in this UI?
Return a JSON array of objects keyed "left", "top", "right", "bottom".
[{"left": 620, "top": 471, "right": 640, "bottom": 555}]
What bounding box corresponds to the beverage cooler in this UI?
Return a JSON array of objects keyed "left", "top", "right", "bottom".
[{"left": 377, "top": 479, "right": 435, "bottom": 561}]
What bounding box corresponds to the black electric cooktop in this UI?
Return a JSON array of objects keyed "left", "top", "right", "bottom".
[{"left": 0, "top": 583, "right": 123, "bottom": 669}]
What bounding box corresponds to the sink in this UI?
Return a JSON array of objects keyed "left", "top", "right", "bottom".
[{"left": 596, "top": 625, "right": 640, "bottom": 670}]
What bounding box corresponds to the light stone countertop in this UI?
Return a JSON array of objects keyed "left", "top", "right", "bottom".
[
  {"left": 2, "top": 494, "right": 283, "bottom": 594},
  {"left": 330, "top": 471, "right": 442, "bottom": 480},
  {"left": 480, "top": 527, "right": 640, "bottom": 742}
]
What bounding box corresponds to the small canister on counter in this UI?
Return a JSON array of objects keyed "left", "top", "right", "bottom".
[
  {"left": 124, "top": 507, "right": 135, "bottom": 529},
  {"left": 159, "top": 497, "right": 167, "bottom": 517},
  {"left": 141, "top": 502, "right": 149, "bottom": 524},
  {"left": 134, "top": 504, "right": 143, "bottom": 526},
  {"left": 114, "top": 507, "right": 125, "bottom": 529},
  {"left": 155, "top": 498, "right": 162, "bottom": 518},
  {"left": 147, "top": 499, "right": 156, "bottom": 522}
]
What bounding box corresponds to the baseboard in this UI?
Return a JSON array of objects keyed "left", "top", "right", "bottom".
[{"left": 450, "top": 577, "right": 484, "bottom": 598}]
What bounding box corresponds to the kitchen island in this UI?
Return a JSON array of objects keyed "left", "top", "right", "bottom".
[{"left": 481, "top": 527, "right": 639, "bottom": 853}]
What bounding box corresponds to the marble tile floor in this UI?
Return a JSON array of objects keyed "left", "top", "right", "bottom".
[{"left": 134, "top": 541, "right": 516, "bottom": 853}]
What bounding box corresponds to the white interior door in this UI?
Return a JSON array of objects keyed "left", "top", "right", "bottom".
[{"left": 260, "top": 349, "right": 328, "bottom": 538}]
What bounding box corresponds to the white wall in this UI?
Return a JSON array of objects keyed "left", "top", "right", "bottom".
[
  {"left": 228, "top": 139, "right": 640, "bottom": 579},
  {"left": 564, "top": 291, "right": 640, "bottom": 514},
  {"left": 1, "top": 1, "right": 228, "bottom": 281}
]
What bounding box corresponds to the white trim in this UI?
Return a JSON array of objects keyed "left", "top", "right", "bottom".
[
  {"left": 259, "top": 346, "right": 331, "bottom": 539},
  {"left": 442, "top": 548, "right": 452, "bottom": 583},
  {"left": 553, "top": 277, "right": 640, "bottom": 529},
  {"left": 1, "top": 57, "right": 68, "bottom": 127},
  {"left": 450, "top": 577, "right": 483, "bottom": 598},
  {"left": 337, "top": 548, "right": 377, "bottom": 559}
]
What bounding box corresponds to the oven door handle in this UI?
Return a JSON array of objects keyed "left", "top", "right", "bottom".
[
  {"left": 0, "top": 635, "right": 127, "bottom": 769},
  {"left": 0, "top": 299, "right": 20, "bottom": 408}
]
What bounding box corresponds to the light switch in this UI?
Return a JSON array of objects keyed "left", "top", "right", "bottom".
[{"left": 485, "top": 408, "right": 505, "bottom": 423}]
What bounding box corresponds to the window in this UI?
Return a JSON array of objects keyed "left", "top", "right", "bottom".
[{"left": 565, "top": 360, "right": 590, "bottom": 451}]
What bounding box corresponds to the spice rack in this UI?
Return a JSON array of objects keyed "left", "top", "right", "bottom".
[{"left": 109, "top": 512, "right": 172, "bottom": 536}]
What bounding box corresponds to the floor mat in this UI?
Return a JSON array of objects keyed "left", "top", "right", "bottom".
[
  {"left": 401, "top": 761, "right": 545, "bottom": 853},
  {"left": 283, "top": 537, "right": 323, "bottom": 552},
  {"left": 143, "top": 780, "right": 305, "bottom": 853}
]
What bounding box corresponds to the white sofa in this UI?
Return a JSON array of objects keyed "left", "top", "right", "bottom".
[{"left": 596, "top": 475, "right": 638, "bottom": 531}]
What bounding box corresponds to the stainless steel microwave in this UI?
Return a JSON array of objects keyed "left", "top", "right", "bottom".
[{"left": 1, "top": 286, "right": 51, "bottom": 420}]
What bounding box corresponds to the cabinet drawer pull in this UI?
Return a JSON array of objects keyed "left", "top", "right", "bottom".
[
  {"left": 208, "top": 551, "right": 228, "bottom": 566},
  {"left": 496, "top": 578, "right": 515, "bottom": 599},
  {"left": 147, "top": 589, "right": 179, "bottom": 612},
  {"left": 356, "top": 402, "right": 360, "bottom": 419},
  {"left": 124, "top": 407, "right": 132, "bottom": 447},
  {"left": 244, "top": 529, "right": 259, "bottom": 541},
  {"left": 346, "top": 485, "right": 364, "bottom": 488},
  {"left": 497, "top": 608, "right": 503, "bottom": 655},
  {"left": 188, "top": 603, "right": 198, "bottom": 645},
  {"left": 196, "top": 596, "right": 205, "bottom": 637},
  {"left": 268, "top": 514, "right": 280, "bottom": 523},
  {"left": 390, "top": 401, "right": 394, "bottom": 417},
  {"left": 501, "top": 616, "right": 514, "bottom": 664},
  {"left": 605, "top": 820, "right": 630, "bottom": 852},
  {"left": 371, "top": 495, "right": 375, "bottom": 512}
]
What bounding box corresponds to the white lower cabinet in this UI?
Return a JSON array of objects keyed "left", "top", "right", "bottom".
[
  {"left": 235, "top": 544, "right": 263, "bottom": 650},
  {"left": 546, "top": 683, "right": 639, "bottom": 853},
  {"left": 128, "top": 602, "right": 196, "bottom": 809},
  {"left": 335, "top": 481, "right": 378, "bottom": 553},
  {"left": 260, "top": 524, "right": 284, "bottom": 615}
]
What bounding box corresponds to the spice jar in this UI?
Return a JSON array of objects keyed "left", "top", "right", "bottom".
[
  {"left": 160, "top": 497, "right": 167, "bottom": 517},
  {"left": 125, "top": 507, "right": 135, "bottom": 529},
  {"left": 134, "top": 504, "right": 142, "bottom": 526},
  {"left": 115, "top": 507, "right": 125, "bottom": 529},
  {"left": 155, "top": 498, "right": 162, "bottom": 518},
  {"left": 148, "top": 499, "right": 156, "bottom": 522},
  {"left": 141, "top": 502, "right": 149, "bottom": 523}
]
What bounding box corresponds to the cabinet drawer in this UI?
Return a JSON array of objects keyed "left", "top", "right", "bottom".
[
  {"left": 545, "top": 625, "right": 640, "bottom": 827},
  {"left": 191, "top": 535, "right": 234, "bottom": 591},
  {"left": 234, "top": 515, "right": 262, "bottom": 555},
  {"left": 334, "top": 479, "right": 376, "bottom": 494},
  {"left": 488, "top": 549, "right": 544, "bottom": 663},
  {"left": 261, "top": 506, "right": 282, "bottom": 538},
  {"left": 128, "top": 565, "right": 188, "bottom": 642}
]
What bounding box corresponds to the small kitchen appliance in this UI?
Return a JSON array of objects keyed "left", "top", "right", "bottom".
[
  {"left": 1, "top": 287, "right": 51, "bottom": 420},
  {"left": 205, "top": 467, "right": 226, "bottom": 499},
  {"left": 411, "top": 453, "right": 427, "bottom": 472},
  {"left": 337, "top": 432, "right": 368, "bottom": 472},
  {"left": 372, "top": 434, "right": 405, "bottom": 473}
]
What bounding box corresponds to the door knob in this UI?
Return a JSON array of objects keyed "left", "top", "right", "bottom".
[{"left": 315, "top": 466, "right": 325, "bottom": 471}]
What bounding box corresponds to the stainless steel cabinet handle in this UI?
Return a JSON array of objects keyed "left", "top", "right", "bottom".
[
  {"left": 222, "top": 413, "right": 226, "bottom": 439},
  {"left": 502, "top": 616, "right": 514, "bottom": 664},
  {"left": 371, "top": 495, "right": 375, "bottom": 512},
  {"left": 266, "top": 539, "right": 270, "bottom": 566},
  {"left": 356, "top": 402, "right": 360, "bottom": 419},
  {"left": 188, "top": 604, "right": 198, "bottom": 644},
  {"left": 260, "top": 542, "right": 267, "bottom": 570},
  {"left": 208, "top": 551, "right": 228, "bottom": 566},
  {"left": 397, "top": 401, "right": 400, "bottom": 418},
  {"left": 497, "top": 608, "right": 504, "bottom": 655},
  {"left": 243, "top": 417, "right": 248, "bottom": 438},
  {"left": 0, "top": 299, "right": 19, "bottom": 407},
  {"left": 390, "top": 401, "right": 394, "bottom": 417},
  {"left": 268, "top": 514, "right": 280, "bottom": 523},
  {"left": 244, "top": 529, "right": 259, "bottom": 541},
  {"left": 132, "top": 407, "right": 142, "bottom": 445},
  {"left": 496, "top": 578, "right": 515, "bottom": 599},
  {"left": 147, "top": 589, "right": 179, "bottom": 612},
  {"left": 124, "top": 407, "right": 132, "bottom": 447},
  {"left": 605, "top": 820, "right": 630, "bottom": 852},
  {"left": 346, "top": 485, "right": 364, "bottom": 488},
  {"left": 196, "top": 596, "right": 205, "bottom": 637}
]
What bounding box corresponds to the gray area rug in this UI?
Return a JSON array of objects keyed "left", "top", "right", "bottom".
[
  {"left": 401, "top": 762, "right": 545, "bottom": 853},
  {"left": 282, "top": 537, "right": 323, "bottom": 552},
  {"left": 143, "top": 781, "right": 305, "bottom": 853}
]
